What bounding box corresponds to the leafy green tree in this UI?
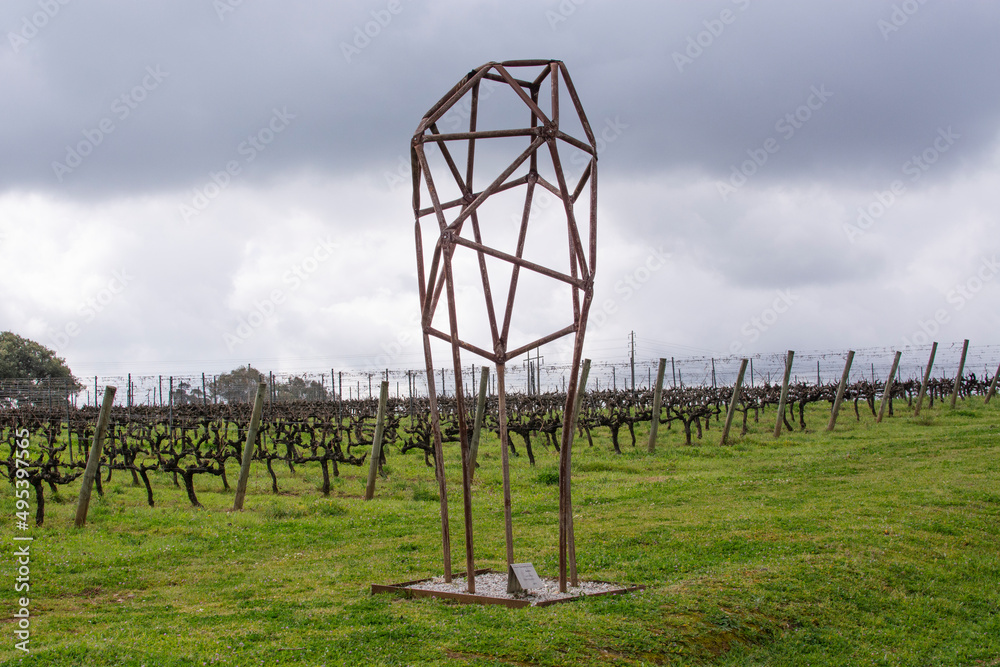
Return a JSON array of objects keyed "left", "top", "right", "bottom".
[
  {"left": 0, "top": 331, "right": 81, "bottom": 405},
  {"left": 0, "top": 331, "right": 76, "bottom": 380}
]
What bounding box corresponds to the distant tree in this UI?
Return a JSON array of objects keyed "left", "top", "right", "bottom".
[
  {"left": 275, "top": 375, "right": 328, "bottom": 402},
  {"left": 213, "top": 365, "right": 266, "bottom": 403},
  {"left": 0, "top": 331, "right": 81, "bottom": 405},
  {"left": 170, "top": 379, "right": 205, "bottom": 406}
]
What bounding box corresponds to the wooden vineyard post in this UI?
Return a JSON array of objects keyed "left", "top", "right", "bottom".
[
  {"left": 915, "top": 342, "right": 938, "bottom": 415},
  {"left": 468, "top": 366, "right": 490, "bottom": 481},
  {"left": 827, "top": 350, "right": 855, "bottom": 432},
  {"left": 233, "top": 381, "right": 267, "bottom": 511},
  {"left": 986, "top": 360, "right": 1000, "bottom": 405},
  {"left": 365, "top": 381, "right": 390, "bottom": 501},
  {"left": 570, "top": 359, "right": 592, "bottom": 436},
  {"left": 168, "top": 376, "right": 174, "bottom": 448},
  {"left": 422, "top": 334, "right": 453, "bottom": 583},
  {"left": 773, "top": 351, "right": 795, "bottom": 438},
  {"left": 647, "top": 358, "right": 667, "bottom": 453},
  {"left": 74, "top": 386, "right": 116, "bottom": 528},
  {"left": 720, "top": 359, "right": 748, "bottom": 446},
  {"left": 877, "top": 351, "right": 903, "bottom": 423},
  {"left": 949, "top": 339, "right": 969, "bottom": 409}
]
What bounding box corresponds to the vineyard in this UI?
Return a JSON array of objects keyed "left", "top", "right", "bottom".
[
  {"left": 4, "top": 350, "right": 995, "bottom": 525},
  {"left": 2, "top": 344, "right": 999, "bottom": 666}
]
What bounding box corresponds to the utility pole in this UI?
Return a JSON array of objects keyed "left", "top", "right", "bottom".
[
  {"left": 524, "top": 348, "right": 544, "bottom": 395},
  {"left": 629, "top": 331, "right": 636, "bottom": 398},
  {"left": 536, "top": 347, "right": 543, "bottom": 394}
]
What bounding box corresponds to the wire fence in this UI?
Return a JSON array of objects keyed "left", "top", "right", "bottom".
[{"left": 1, "top": 341, "right": 995, "bottom": 409}]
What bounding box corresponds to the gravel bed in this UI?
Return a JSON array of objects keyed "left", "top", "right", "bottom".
[{"left": 405, "top": 572, "right": 626, "bottom": 605}]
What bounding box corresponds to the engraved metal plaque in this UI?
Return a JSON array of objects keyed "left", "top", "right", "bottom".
[{"left": 507, "top": 563, "right": 544, "bottom": 594}]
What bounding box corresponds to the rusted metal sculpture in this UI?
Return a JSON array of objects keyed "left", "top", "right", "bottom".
[{"left": 412, "top": 59, "right": 597, "bottom": 593}]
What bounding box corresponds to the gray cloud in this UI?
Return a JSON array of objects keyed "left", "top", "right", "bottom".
[
  {"left": 1, "top": 0, "right": 998, "bottom": 375},
  {"left": 3, "top": 1, "right": 997, "bottom": 196}
]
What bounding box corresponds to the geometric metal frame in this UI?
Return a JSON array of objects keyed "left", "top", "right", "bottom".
[{"left": 412, "top": 59, "right": 597, "bottom": 593}]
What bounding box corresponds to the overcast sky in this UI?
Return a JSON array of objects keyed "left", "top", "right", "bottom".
[{"left": 1, "top": 0, "right": 998, "bottom": 382}]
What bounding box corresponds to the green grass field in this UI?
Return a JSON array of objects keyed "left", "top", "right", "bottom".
[{"left": 2, "top": 398, "right": 998, "bottom": 666}]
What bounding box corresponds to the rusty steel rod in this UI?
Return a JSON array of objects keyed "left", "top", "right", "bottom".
[
  {"left": 427, "top": 327, "right": 499, "bottom": 363},
  {"left": 496, "top": 362, "right": 515, "bottom": 566},
  {"left": 444, "top": 137, "right": 546, "bottom": 231},
  {"left": 417, "top": 176, "right": 530, "bottom": 218},
  {"left": 450, "top": 236, "right": 586, "bottom": 288},
  {"left": 481, "top": 71, "right": 536, "bottom": 90},
  {"left": 442, "top": 236, "right": 476, "bottom": 593},
  {"left": 424, "top": 127, "right": 542, "bottom": 142},
  {"left": 502, "top": 58, "right": 561, "bottom": 68},
  {"left": 420, "top": 328, "right": 453, "bottom": 582},
  {"left": 499, "top": 175, "right": 537, "bottom": 344},
  {"left": 418, "top": 65, "right": 493, "bottom": 134},
  {"left": 493, "top": 64, "right": 551, "bottom": 125},
  {"left": 559, "top": 293, "right": 593, "bottom": 592}
]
